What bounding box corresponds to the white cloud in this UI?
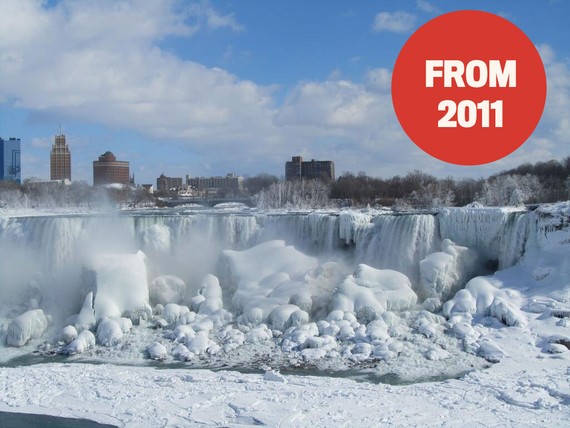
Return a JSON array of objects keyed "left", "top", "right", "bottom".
[
  {"left": 372, "top": 11, "right": 416, "bottom": 33},
  {"left": 190, "top": 0, "right": 244, "bottom": 33},
  {"left": 416, "top": 0, "right": 440, "bottom": 14},
  {"left": 0, "top": 0, "right": 269, "bottom": 147}
]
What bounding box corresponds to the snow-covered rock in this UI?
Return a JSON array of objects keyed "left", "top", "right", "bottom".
[
  {"left": 96, "top": 318, "right": 123, "bottom": 346},
  {"left": 6, "top": 309, "right": 49, "bottom": 347},
  {"left": 61, "top": 325, "right": 78, "bottom": 344},
  {"left": 162, "top": 303, "right": 191, "bottom": 324},
  {"left": 443, "top": 276, "right": 526, "bottom": 327},
  {"left": 65, "top": 330, "right": 96, "bottom": 355},
  {"left": 332, "top": 264, "right": 417, "bottom": 316},
  {"left": 146, "top": 342, "right": 167, "bottom": 360}
]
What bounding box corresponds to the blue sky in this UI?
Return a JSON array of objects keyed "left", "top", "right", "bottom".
[{"left": 0, "top": 0, "right": 569, "bottom": 185}]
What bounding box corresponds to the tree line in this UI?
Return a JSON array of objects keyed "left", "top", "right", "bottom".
[{"left": 249, "top": 156, "right": 570, "bottom": 209}]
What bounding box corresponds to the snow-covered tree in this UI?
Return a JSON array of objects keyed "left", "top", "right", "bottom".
[
  {"left": 254, "top": 180, "right": 331, "bottom": 209},
  {"left": 479, "top": 174, "right": 543, "bottom": 206}
]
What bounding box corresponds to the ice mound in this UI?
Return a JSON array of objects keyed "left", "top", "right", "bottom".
[
  {"left": 196, "top": 274, "right": 223, "bottom": 316},
  {"left": 61, "top": 325, "right": 78, "bottom": 344},
  {"left": 443, "top": 277, "right": 526, "bottom": 327},
  {"left": 146, "top": 342, "right": 167, "bottom": 360},
  {"left": 419, "top": 239, "right": 481, "bottom": 302},
  {"left": 6, "top": 309, "right": 49, "bottom": 347},
  {"left": 75, "top": 292, "right": 96, "bottom": 332},
  {"left": 221, "top": 240, "right": 318, "bottom": 293},
  {"left": 86, "top": 251, "right": 151, "bottom": 322},
  {"left": 220, "top": 240, "right": 319, "bottom": 327},
  {"left": 64, "top": 330, "right": 95, "bottom": 355},
  {"left": 149, "top": 275, "right": 186, "bottom": 306},
  {"left": 162, "top": 303, "right": 192, "bottom": 324},
  {"left": 96, "top": 318, "right": 123, "bottom": 346},
  {"left": 332, "top": 264, "right": 417, "bottom": 317}
]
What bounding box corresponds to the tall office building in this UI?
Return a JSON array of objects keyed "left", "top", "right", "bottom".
[
  {"left": 93, "top": 151, "right": 130, "bottom": 185},
  {"left": 0, "top": 137, "right": 21, "bottom": 184},
  {"left": 157, "top": 173, "right": 183, "bottom": 191},
  {"left": 285, "top": 156, "right": 335, "bottom": 181},
  {"left": 50, "top": 134, "right": 71, "bottom": 181}
]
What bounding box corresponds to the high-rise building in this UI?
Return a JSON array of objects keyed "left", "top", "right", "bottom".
[
  {"left": 50, "top": 134, "right": 71, "bottom": 181},
  {"left": 285, "top": 156, "right": 335, "bottom": 181},
  {"left": 93, "top": 151, "right": 130, "bottom": 186},
  {"left": 285, "top": 156, "right": 303, "bottom": 180},
  {"left": 0, "top": 137, "right": 21, "bottom": 184},
  {"left": 156, "top": 174, "right": 183, "bottom": 192}
]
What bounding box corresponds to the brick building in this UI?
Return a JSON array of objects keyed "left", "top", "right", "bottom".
[
  {"left": 285, "top": 156, "right": 335, "bottom": 181},
  {"left": 50, "top": 134, "right": 71, "bottom": 181},
  {"left": 93, "top": 151, "right": 130, "bottom": 186}
]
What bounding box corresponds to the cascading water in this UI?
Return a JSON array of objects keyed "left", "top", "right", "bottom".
[{"left": 0, "top": 209, "right": 535, "bottom": 301}]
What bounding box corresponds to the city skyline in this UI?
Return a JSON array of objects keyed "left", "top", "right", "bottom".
[{"left": 0, "top": 1, "right": 569, "bottom": 184}]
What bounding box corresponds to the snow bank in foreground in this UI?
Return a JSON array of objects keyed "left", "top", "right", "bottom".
[
  {"left": 86, "top": 251, "right": 151, "bottom": 322},
  {"left": 1, "top": 353, "right": 568, "bottom": 427}
]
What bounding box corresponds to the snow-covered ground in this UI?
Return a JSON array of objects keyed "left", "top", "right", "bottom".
[{"left": 0, "top": 203, "right": 569, "bottom": 426}]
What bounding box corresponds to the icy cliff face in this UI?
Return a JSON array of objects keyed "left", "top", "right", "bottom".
[{"left": 0, "top": 207, "right": 537, "bottom": 326}]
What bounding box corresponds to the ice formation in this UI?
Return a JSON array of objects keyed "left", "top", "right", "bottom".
[
  {"left": 86, "top": 250, "right": 151, "bottom": 322},
  {"left": 419, "top": 239, "right": 481, "bottom": 301},
  {"left": 0, "top": 202, "right": 569, "bottom": 416},
  {"left": 443, "top": 276, "right": 526, "bottom": 327},
  {"left": 332, "top": 264, "right": 417, "bottom": 316},
  {"left": 6, "top": 309, "right": 48, "bottom": 347}
]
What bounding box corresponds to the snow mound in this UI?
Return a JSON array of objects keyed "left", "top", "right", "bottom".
[
  {"left": 196, "top": 274, "right": 223, "bottom": 316},
  {"left": 162, "top": 303, "right": 192, "bottom": 324},
  {"left": 65, "top": 330, "right": 96, "bottom": 355},
  {"left": 86, "top": 251, "right": 151, "bottom": 322},
  {"left": 96, "top": 319, "right": 124, "bottom": 346},
  {"left": 6, "top": 309, "right": 49, "bottom": 347},
  {"left": 332, "top": 264, "right": 417, "bottom": 317},
  {"left": 146, "top": 342, "right": 167, "bottom": 360},
  {"left": 220, "top": 240, "right": 319, "bottom": 326},
  {"left": 419, "top": 239, "right": 481, "bottom": 302},
  {"left": 443, "top": 277, "right": 526, "bottom": 327},
  {"left": 61, "top": 325, "right": 78, "bottom": 344}
]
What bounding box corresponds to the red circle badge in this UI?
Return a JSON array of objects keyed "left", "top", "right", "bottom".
[{"left": 391, "top": 10, "right": 546, "bottom": 165}]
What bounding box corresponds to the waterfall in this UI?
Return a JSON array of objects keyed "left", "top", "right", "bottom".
[{"left": 0, "top": 208, "right": 535, "bottom": 313}]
